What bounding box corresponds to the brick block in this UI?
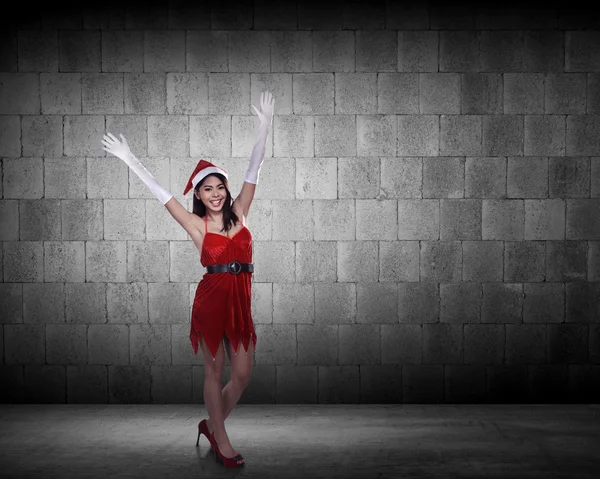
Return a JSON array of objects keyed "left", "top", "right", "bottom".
[
  {"left": 548, "top": 324, "right": 589, "bottom": 363},
  {"left": 549, "top": 157, "right": 590, "bottom": 198},
  {"left": 464, "top": 324, "right": 504, "bottom": 365},
  {"left": 524, "top": 199, "right": 565, "bottom": 240},
  {"left": 271, "top": 32, "right": 311, "bottom": 73},
  {"left": 23, "top": 284, "right": 64, "bottom": 324},
  {"left": 356, "top": 200, "right": 397, "bottom": 240},
  {"left": 567, "top": 199, "right": 600, "bottom": 239},
  {"left": 423, "top": 157, "right": 464, "bottom": 198},
  {"left": 0, "top": 73, "right": 39, "bottom": 114},
  {"left": 24, "top": 365, "right": 66, "bottom": 403},
  {"left": 65, "top": 283, "right": 105, "bottom": 324},
  {"left": 566, "top": 32, "right": 600, "bottom": 72},
  {"left": 88, "top": 325, "right": 129, "bottom": 365},
  {"left": 440, "top": 199, "right": 481, "bottom": 240},
  {"left": 274, "top": 115, "right": 313, "bottom": 157},
  {"left": 46, "top": 324, "right": 87, "bottom": 365},
  {"left": 167, "top": 2, "right": 209, "bottom": 29},
  {"left": 62, "top": 200, "right": 103, "bottom": 241},
  {"left": 464, "top": 157, "right": 506, "bottom": 199},
  {"left": 357, "top": 115, "right": 396, "bottom": 157},
  {"left": 171, "top": 324, "right": 198, "bottom": 366},
  {"left": 545, "top": 74, "right": 586, "bottom": 114},
  {"left": 297, "top": 1, "right": 342, "bottom": 30},
  {"left": 208, "top": 73, "right": 250, "bottom": 115},
  {"left": 107, "top": 282, "right": 148, "bottom": 323},
  {"left": 423, "top": 324, "right": 462, "bottom": 364},
  {"left": 301, "top": 324, "right": 339, "bottom": 366},
  {"left": 101, "top": 31, "right": 143, "bottom": 72},
  {"left": 568, "top": 364, "right": 600, "bottom": 403},
  {"left": 482, "top": 199, "right": 524, "bottom": 240},
  {"left": 524, "top": 115, "right": 566, "bottom": 156},
  {"left": 44, "top": 241, "right": 85, "bottom": 282},
  {"left": 272, "top": 200, "right": 313, "bottom": 241},
  {"left": 17, "top": 31, "right": 58, "bottom": 72},
  {"left": 402, "top": 365, "right": 443, "bottom": 403},
  {"left": 130, "top": 324, "right": 171, "bottom": 366},
  {"left": 186, "top": 31, "right": 227, "bottom": 72},
  {"left": 481, "top": 283, "right": 523, "bottom": 323},
  {"left": 108, "top": 365, "right": 151, "bottom": 403},
  {"left": 381, "top": 324, "right": 422, "bottom": 364},
  {"left": 440, "top": 115, "right": 482, "bottom": 156},
  {"left": 0, "top": 116, "right": 20, "bottom": 157},
  {"left": 4, "top": 324, "right": 45, "bottom": 364},
  {"left": 312, "top": 199, "right": 354, "bottom": 240},
  {"left": 147, "top": 116, "right": 188, "bottom": 157},
  {"left": 377, "top": 73, "right": 419, "bottom": 114},
  {"left": 589, "top": 241, "right": 600, "bottom": 281},
  {"left": 317, "top": 366, "right": 359, "bottom": 403},
  {"left": 143, "top": 31, "right": 184, "bottom": 72},
  {"left": 81, "top": 73, "right": 123, "bottom": 114},
  {"left": 126, "top": 241, "right": 169, "bottom": 282},
  {"left": 337, "top": 157, "right": 378, "bottom": 199},
  {"left": 314, "top": 283, "right": 356, "bottom": 324},
  {"left": 567, "top": 115, "right": 600, "bottom": 156},
  {"left": 312, "top": 34, "right": 353, "bottom": 74},
  {"left": 19, "top": 200, "right": 61, "bottom": 240},
  {"left": 249, "top": 74, "right": 292, "bottom": 116},
  {"left": 523, "top": 31, "right": 564, "bottom": 72},
  {"left": 297, "top": 241, "right": 337, "bottom": 282},
  {"left": 398, "top": 30, "right": 438, "bottom": 72},
  {"left": 399, "top": 282, "right": 439, "bottom": 323},
  {"left": 251, "top": 281, "right": 273, "bottom": 325},
  {"left": 360, "top": 365, "right": 402, "bottom": 403},
  {"left": 342, "top": 0, "right": 385, "bottom": 29},
  {"left": 339, "top": 324, "right": 380, "bottom": 365},
  {"left": 295, "top": 158, "right": 336, "bottom": 200},
  {"left": 44, "top": 158, "right": 86, "bottom": 199},
  {"left": 461, "top": 73, "right": 502, "bottom": 114},
  {"left": 462, "top": 240, "right": 503, "bottom": 282},
  {"left": 254, "top": 0, "right": 298, "bottom": 29},
  {"left": 379, "top": 241, "right": 419, "bottom": 282},
  {"left": 337, "top": 241, "right": 378, "bottom": 282},
  {"left": 169, "top": 241, "right": 202, "bottom": 283},
  {"left": 567, "top": 283, "right": 600, "bottom": 323},
  {"left": 439, "top": 31, "right": 479, "bottom": 72},
  {"left": 440, "top": 283, "right": 481, "bottom": 324},
  {"left": 0, "top": 200, "right": 18, "bottom": 241},
  {"left": 504, "top": 73, "right": 544, "bottom": 114},
  {"left": 2, "top": 158, "right": 44, "bottom": 199},
  {"left": 22, "top": 116, "right": 63, "bottom": 157},
  {"left": 589, "top": 74, "right": 600, "bottom": 113},
  {"left": 380, "top": 157, "right": 421, "bottom": 198},
  {"left": 67, "top": 365, "right": 107, "bottom": 403},
  {"left": 123, "top": 73, "right": 166, "bottom": 114},
  {"left": 506, "top": 324, "right": 546, "bottom": 364},
  {"left": 430, "top": 5, "right": 474, "bottom": 29},
  {"left": 420, "top": 241, "right": 462, "bottom": 282},
  {"left": 523, "top": 283, "right": 565, "bottom": 323},
  {"left": 398, "top": 199, "right": 439, "bottom": 240},
  {"left": 151, "top": 366, "right": 192, "bottom": 403},
  {"left": 483, "top": 115, "right": 523, "bottom": 156},
  {"left": 252, "top": 241, "right": 295, "bottom": 283},
  {"left": 3, "top": 242, "right": 42, "bottom": 283},
  {"left": 546, "top": 241, "right": 587, "bottom": 282},
  {"left": 59, "top": 31, "right": 100, "bottom": 72},
  {"left": 275, "top": 283, "right": 314, "bottom": 323},
  {"left": 315, "top": 116, "right": 356, "bottom": 157},
  {"left": 356, "top": 31, "right": 396, "bottom": 72},
  {"left": 86, "top": 241, "right": 126, "bottom": 283},
  {"left": 0, "top": 284, "right": 22, "bottom": 324},
  {"left": 254, "top": 324, "right": 296, "bottom": 365},
  {"left": 485, "top": 365, "right": 528, "bottom": 402},
  {"left": 103, "top": 199, "right": 145, "bottom": 240},
  {"left": 189, "top": 115, "right": 230, "bottom": 158},
  {"left": 419, "top": 73, "right": 460, "bottom": 113},
  {"left": 334, "top": 73, "right": 376, "bottom": 114},
  {"left": 444, "top": 365, "right": 485, "bottom": 403},
  {"left": 480, "top": 31, "right": 522, "bottom": 72},
  {"left": 386, "top": 2, "right": 429, "bottom": 29},
  {"left": 166, "top": 73, "right": 208, "bottom": 115},
  {"left": 397, "top": 115, "right": 438, "bottom": 156},
  {"left": 292, "top": 73, "right": 334, "bottom": 115},
  {"left": 356, "top": 283, "right": 398, "bottom": 323},
  {"left": 504, "top": 241, "right": 545, "bottom": 282},
  {"left": 64, "top": 115, "right": 105, "bottom": 157}
]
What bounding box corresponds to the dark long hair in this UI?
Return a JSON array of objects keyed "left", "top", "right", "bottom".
[{"left": 192, "top": 173, "right": 239, "bottom": 233}]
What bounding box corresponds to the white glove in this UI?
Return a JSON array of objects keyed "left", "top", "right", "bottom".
[
  {"left": 101, "top": 133, "right": 173, "bottom": 205},
  {"left": 245, "top": 91, "right": 275, "bottom": 184}
]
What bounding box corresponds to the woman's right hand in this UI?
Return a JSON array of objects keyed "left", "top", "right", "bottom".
[{"left": 102, "top": 132, "right": 134, "bottom": 165}]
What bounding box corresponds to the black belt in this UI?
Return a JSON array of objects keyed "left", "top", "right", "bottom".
[{"left": 206, "top": 261, "right": 253, "bottom": 275}]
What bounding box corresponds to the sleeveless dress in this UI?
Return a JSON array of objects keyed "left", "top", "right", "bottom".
[{"left": 189, "top": 214, "right": 257, "bottom": 360}]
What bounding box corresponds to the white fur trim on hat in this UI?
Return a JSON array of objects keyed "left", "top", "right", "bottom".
[{"left": 192, "top": 166, "right": 228, "bottom": 189}]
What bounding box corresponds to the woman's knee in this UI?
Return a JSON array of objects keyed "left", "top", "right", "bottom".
[{"left": 231, "top": 370, "right": 251, "bottom": 388}]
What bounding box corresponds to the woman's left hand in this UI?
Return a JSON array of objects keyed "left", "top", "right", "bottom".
[{"left": 251, "top": 91, "right": 275, "bottom": 126}]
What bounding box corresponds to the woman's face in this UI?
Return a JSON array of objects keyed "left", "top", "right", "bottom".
[{"left": 195, "top": 175, "right": 226, "bottom": 212}]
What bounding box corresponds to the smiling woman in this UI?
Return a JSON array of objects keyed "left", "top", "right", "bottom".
[{"left": 101, "top": 91, "right": 275, "bottom": 468}]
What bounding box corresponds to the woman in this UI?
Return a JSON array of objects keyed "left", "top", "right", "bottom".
[{"left": 102, "top": 91, "right": 275, "bottom": 468}]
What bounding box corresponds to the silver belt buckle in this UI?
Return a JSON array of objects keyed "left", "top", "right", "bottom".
[{"left": 228, "top": 260, "right": 241, "bottom": 274}]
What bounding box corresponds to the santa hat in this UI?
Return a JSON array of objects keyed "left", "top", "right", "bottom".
[{"left": 183, "top": 160, "right": 229, "bottom": 195}]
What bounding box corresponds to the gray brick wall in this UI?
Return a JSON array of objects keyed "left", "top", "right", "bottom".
[{"left": 1, "top": 0, "right": 599, "bottom": 404}]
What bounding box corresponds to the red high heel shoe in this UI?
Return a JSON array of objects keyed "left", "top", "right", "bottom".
[
  {"left": 195, "top": 419, "right": 214, "bottom": 448},
  {"left": 209, "top": 431, "right": 245, "bottom": 468}
]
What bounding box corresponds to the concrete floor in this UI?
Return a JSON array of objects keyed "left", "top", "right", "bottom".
[{"left": 0, "top": 405, "right": 599, "bottom": 479}]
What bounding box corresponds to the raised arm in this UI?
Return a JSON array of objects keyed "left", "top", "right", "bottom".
[
  {"left": 233, "top": 91, "right": 275, "bottom": 218},
  {"left": 101, "top": 133, "right": 201, "bottom": 239}
]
